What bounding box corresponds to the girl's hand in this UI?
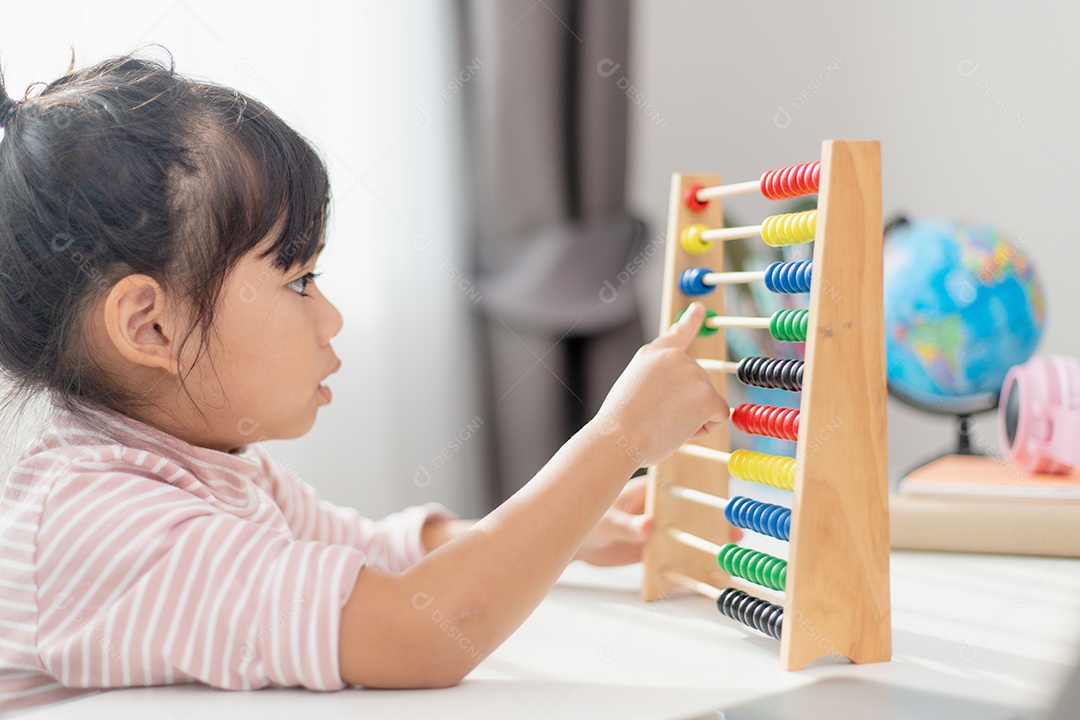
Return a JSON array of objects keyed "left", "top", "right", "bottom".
[
  {"left": 591, "top": 302, "right": 730, "bottom": 469},
  {"left": 573, "top": 475, "right": 652, "bottom": 566},
  {"left": 574, "top": 475, "right": 744, "bottom": 566}
]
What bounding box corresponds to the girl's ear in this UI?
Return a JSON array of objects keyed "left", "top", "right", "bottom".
[{"left": 102, "top": 274, "right": 181, "bottom": 375}]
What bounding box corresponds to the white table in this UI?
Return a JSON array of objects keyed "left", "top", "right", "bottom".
[{"left": 19, "top": 551, "right": 1080, "bottom": 719}]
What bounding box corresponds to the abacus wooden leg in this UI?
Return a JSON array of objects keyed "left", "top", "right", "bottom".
[{"left": 781, "top": 140, "right": 890, "bottom": 670}]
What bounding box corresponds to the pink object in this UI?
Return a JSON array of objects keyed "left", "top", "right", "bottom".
[
  {"left": 1000, "top": 355, "right": 1080, "bottom": 474},
  {"left": 0, "top": 400, "right": 455, "bottom": 713}
]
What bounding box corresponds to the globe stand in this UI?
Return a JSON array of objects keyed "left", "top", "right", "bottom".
[
  {"left": 888, "top": 387, "right": 999, "bottom": 481},
  {"left": 953, "top": 414, "right": 982, "bottom": 456}
]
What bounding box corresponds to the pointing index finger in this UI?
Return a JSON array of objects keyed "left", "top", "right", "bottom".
[{"left": 656, "top": 302, "right": 704, "bottom": 351}]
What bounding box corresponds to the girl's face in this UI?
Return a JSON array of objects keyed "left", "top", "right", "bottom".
[
  {"left": 204, "top": 237, "right": 343, "bottom": 449},
  {"left": 94, "top": 230, "right": 343, "bottom": 453}
]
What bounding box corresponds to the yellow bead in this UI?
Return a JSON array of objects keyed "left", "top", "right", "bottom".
[
  {"left": 680, "top": 224, "right": 712, "bottom": 255},
  {"left": 760, "top": 210, "right": 816, "bottom": 247},
  {"left": 729, "top": 449, "right": 796, "bottom": 491}
]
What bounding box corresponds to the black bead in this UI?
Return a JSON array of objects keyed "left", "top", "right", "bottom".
[{"left": 715, "top": 587, "right": 783, "bottom": 641}]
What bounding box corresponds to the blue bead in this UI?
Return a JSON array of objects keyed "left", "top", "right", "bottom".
[
  {"left": 800, "top": 262, "right": 813, "bottom": 292},
  {"left": 763, "top": 507, "right": 780, "bottom": 536},
  {"left": 678, "top": 267, "right": 714, "bottom": 296},
  {"left": 750, "top": 503, "right": 767, "bottom": 531},
  {"left": 763, "top": 262, "right": 781, "bottom": 293},
  {"left": 764, "top": 261, "right": 814, "bottom": 294},
  {"left": 725, "top": 496, "right": 793, "bottom": 543},
  {"left": 779, "top": 263, "right": 795, "bottom": 292},
  {"left": 789, "top": 263, "right": 803, "bottom": 293}
]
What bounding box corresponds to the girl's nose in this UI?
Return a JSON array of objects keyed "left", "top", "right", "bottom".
[{"left": 320, "top": 292, "right": 344, "bottom": 343}]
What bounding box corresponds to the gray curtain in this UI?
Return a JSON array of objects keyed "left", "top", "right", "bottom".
[{"left": 457, "top": 0, "right": 645, "bottom": 503}]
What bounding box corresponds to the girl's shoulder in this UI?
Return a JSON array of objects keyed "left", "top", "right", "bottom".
[
  {"left": 3, "top": 426, "right": 194, "bottom": 515},
  {"left": 4, "top": 405, "right": 270, "bottom": 519}
]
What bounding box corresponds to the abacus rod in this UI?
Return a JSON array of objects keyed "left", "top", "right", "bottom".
[
  {"left": 703, "top": 270, "right": 768, "bottom": 286},
  {"left": 695, "top": 179, "right": 761, "bottom": 201},
  {"left": 662, "top": 570, "right": 722, "bottom": 601},
  {"left": 660, "top": 570, "right": 785, "bottom": 604},
  {"left": 729, "top": 576, "right": 787, "bottom": 603},
  {"left": 705, "top": 315, "right": 772, "bottom": 330},
  {"left": 667, "top": 484, "right": 729, "bottom": 512},
  {"left": 700, "top": 224, "right": 763, "bottom": 243},
  {"left": 677, "top": 444, "right": 732, "bottom": 464},
  {"left": 697, "top": 359, "right": 740, "bottom": 373},
  {"left": 667, "top": 527, "right": 723, "bottom": 557}
]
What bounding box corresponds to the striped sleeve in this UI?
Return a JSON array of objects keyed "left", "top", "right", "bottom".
[
  {"left": 34, "top": 464, "right": 365, "bottom": 692},
  {"left": 246, "top": 444, "right": 458, "bottom": 573}
]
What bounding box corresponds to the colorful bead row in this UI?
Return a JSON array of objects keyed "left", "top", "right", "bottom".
[
  {"left": 718, "top": 543, "right": 788, "bottom": 592},
  {"left": 760, "top": 210, "right": 816, "bottom": 247},
  {"left": 731, "top": 403, "right": 800, "bottom": 442},
  {"left": 769, "top": 309, "right": 808, "bottom": 342},
  {"left": 736, "top": 357, "right": 805, "bottom": 392},
  {"left": 679, "top": 308, "right": 807, "bottom": 342},
  {"left": 676, "top": 261, "right": 813, "bottom": 297},
  {"left": 727, "top": 449, "right": 795, "bottom": 491},
  {"left": 724, "top": 496, "right": 792, "bottom": 542},
  {"left": 684, "top": 160, "right": 820, "bottom": 212},
  {"left": 716, "top": 588, "right": 784, "bottom": 641},
  {"left": 760, "top": 161, "right": 821, "bottom": 201},
  {"left": 764, "top": 260, "right": 812, "bottom": 294},
  {"left": 679, "top": 211, "right": 817, "bottom": 255}
]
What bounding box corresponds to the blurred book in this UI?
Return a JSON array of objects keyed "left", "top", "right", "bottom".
[
  {"left": 898, "top": 455, "right": 1080, "bottom": 500},
  {"left": 891, "top": 455, "right": 1080, "bottom": 558}
]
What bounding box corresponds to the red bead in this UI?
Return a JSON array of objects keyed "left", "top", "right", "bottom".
[
  {"left": 759, "top": 161, "right": 821, "bottom": 200},
  {"left": 685, "top": 184, "right": 709, "bottom": 212},
  {"left": 731, "top": 403, "right": 800, "bottom": 442}
]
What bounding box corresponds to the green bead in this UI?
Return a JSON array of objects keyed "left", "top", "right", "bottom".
[
  {"left": 729, "top": 546, "right": 746, "bottom": 572},
  {"left": 717, "top": 543, "right": 738, "bottom": 571},
  {"left": 677, "top": 307, "right": 720, "bottom": 337},
  {"left": 769, "top": 309, "right": 808, "bottom": 342},
  {"left": 719, "top": 544, "right": 788, "bottom": 592},
  {"left": 747, "top": 554, "right": 766, "bottom": 581}
]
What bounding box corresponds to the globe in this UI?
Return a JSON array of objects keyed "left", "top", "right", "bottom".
[{"left": 883, "top": 218, "right": 1046, "bottom": 412}]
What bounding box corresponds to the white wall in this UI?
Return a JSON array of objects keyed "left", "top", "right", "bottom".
[{"left": 625, "top": 0, "right": 1077, "bottom": 480}]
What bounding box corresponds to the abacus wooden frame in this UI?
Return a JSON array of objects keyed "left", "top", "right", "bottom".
[{"left": 640, "top": 139, "right": 891, "bottom": 671}]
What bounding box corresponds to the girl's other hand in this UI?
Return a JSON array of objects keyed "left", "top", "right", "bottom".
[
  {"left": 573, "top": 475, "right": 651, "bottom": 567},
  {"left": 574, "top": 475, "right": 743, "bottom": 567}
]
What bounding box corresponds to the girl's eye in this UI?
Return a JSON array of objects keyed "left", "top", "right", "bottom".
[{"left": 288, "top": 271, "right": 321, "bottom": 297}]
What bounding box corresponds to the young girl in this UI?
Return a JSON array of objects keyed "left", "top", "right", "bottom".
[{"left": 0, "top": 50, "right": 728, "bottom": 712}]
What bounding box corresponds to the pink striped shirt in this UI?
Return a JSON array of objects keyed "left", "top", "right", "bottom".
[{"left": 0, "top": 399, "right": 456, "bottom": 713}]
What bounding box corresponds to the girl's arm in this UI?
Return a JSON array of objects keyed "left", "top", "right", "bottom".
[
  {"left": 420, "top": 516, "right": 477, "bottom": 552},
  {"left": 338, "top": 303, "right": 728, "bottom": 688},
  {"left": 249, "top": 444, "right": 456, "bottom": 572},
  {"left": 422, "top": 475, "right": 673, "bottom": 567}
]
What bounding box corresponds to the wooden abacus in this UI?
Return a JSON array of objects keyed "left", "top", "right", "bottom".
[{"left": 641, "top": 140, "right": 891, "bottom": 671}]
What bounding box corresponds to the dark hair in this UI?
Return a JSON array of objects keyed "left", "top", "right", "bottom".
[{"left": 0, "top": 47, "right": 331, "bottom": 430}]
